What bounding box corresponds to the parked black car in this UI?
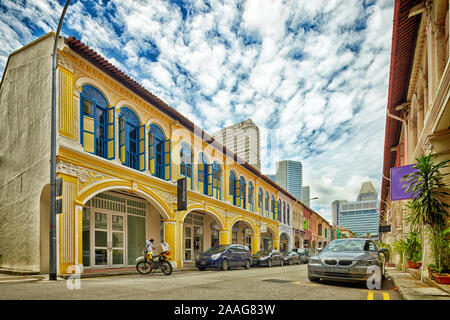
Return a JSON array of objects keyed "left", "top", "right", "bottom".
[
  {"left": 252, "top": 249, "right": 284, "bottom": 267},
  {"left": 195, "top": 244, "right": 252, "bottom": 271},
  {"left": 283, "top": 251, "right": 301, "bottom": 265},
  {"left": 297, "top": 248, "right": 311, "bottom": 264}
]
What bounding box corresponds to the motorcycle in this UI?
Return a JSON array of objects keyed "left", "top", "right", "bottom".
[{"left": 136, "top": 242, "right": 173, "bottom": 276}]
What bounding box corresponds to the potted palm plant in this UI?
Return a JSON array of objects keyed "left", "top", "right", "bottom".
[
  {"left": 404, "top": 229, "right": 422, "bottom": 269},
  {"left": 402, "top": 153, "right": 450, "bottom": 282},
  {"left": 428, "top": 222, "right": 450, "bottom": 284}
]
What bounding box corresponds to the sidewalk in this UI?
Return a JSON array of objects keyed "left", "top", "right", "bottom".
[
  {"left": 387, "top": 267, "right": 450, "bottom": 300},
  {"left": 0, "top": 263, "right": 199, "bottom": 280}
]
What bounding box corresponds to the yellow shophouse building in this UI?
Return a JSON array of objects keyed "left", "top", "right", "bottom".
[{"left": 0, "top": 33, "right": 329, "bottom": 276}]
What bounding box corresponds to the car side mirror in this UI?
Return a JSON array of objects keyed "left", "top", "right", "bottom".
[
  {"left": 379, "top": 248, "right": 388, "bottom": 253},
  {"left": 317, "top": 248, "right": 322, "bottom": 253}
]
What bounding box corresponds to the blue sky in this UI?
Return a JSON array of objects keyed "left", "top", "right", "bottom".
[{"left": 0, "top": 0, "right": 395, "bottom": 223}]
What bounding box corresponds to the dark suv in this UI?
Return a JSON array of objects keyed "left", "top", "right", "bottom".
[{"left": 195, "top": 244, "right": 252, "bottom": 271}]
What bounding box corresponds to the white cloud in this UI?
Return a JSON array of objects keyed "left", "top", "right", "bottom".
[{"left": 0, "top": 0, "right": 394, "bottom": 225}]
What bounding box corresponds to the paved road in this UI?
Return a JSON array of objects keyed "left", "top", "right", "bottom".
[{"left": 0, "top": 264, "right": 401, "bottom": 300}]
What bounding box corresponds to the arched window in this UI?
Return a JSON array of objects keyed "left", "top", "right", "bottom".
[
  {"left": 258, "top": 188, "right": 263, "bottom": 215},
  {"left": 229, "top": 171, "right": 240, "bottom": 206},
  {"left": 271, "top": 195, "right": 275, "bottom": 220},
  {"left": 119, "top": 107, "right": 144, "bottom": 171},
  {"left": 212, "top": 162, "right": 221, "bottom": 200},
  {"left": 180, "top": 142, "right": 192, "bottom": 189},
  {"left": 265, "top": 192, "right": 269, "bottom": 217},
  {"left": 198, "top": 153, "right": 209, "bottom": 195},
  {"left": 80, "top": 85, "right": 115, "bottom": 159},
  {"left": 248, "top": 182, "right": 254, "bottom": 212},
  {"left": 240, "top": 176, "right": 246, "bottom": 209},
  {"left": 149, "top": 124, "right": 170, "bottom": 180},
  {"left": 282, "top": 201, "right": 286, "bottom": 224},
  {"left": 287, "top": 204, "right": 290, "bottom": 225},
  {"left": 278, "top": 198, "right": 282, "bottom": 222}
]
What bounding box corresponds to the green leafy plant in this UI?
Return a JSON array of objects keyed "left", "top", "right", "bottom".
[
  {"left": 428, "top": 222, "right": 450, "bottom": 274},
  {"left": 402, "top": 154, "right": 450, "bottom": 228},
  {"left": 393, "top": 238, "right": 407, "bottom": 264},
  {"left": 405, "top": 229, "right": 422, "bottom": 264}
]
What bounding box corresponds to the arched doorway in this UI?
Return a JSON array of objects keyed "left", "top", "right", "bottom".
[
  {"left": 182, "top": 210, "right": 224, "bottom": 263},
  {"left": 280, "top": 233, "right": 289, "bottom": 252},
  {"left": 231, "top": 220, "right": 255, "bottom": 252},
  {"left": 81, "top": 189, "right": 167, "bottom": 269},
  {"left": 260, "top": 225, "right": 276, "bottom": 251}
]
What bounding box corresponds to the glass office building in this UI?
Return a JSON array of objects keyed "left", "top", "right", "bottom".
[
  {"left": 334, "top": 182, "right": 380, "bottom": 237},
  {"left": 275, "top": 160, "right": 303, "bottom": 201}
]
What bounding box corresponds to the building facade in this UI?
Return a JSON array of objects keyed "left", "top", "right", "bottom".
[
  {"left": 301, "top": 186, "right": 310, "bottom": 207},
  {"left": 212, "top": 118, "right": 261, "bottom": 171},
  {"left": 0, "top": 34, "right": 331, "bottom": 275},
  {"left": 333, "top": 182, "right": 380, "bottom": 237},
  {"left": 274, "top": 160, "right": 303, "bottom": 201},
  {"left": 381, "top": 0, "right": 450, "bottom": 276}
]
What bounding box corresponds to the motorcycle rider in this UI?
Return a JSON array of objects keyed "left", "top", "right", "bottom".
[{"left": 145, "top": 239, "right": 156, "bottom": 259}]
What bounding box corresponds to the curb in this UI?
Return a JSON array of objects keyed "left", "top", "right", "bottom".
[{"left": 386, "top": 271, "right": 410, "bottom": 300}]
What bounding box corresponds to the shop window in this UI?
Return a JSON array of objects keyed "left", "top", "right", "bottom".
[{"left": 80, "top": 85, "right": 115, "bottom": 159}]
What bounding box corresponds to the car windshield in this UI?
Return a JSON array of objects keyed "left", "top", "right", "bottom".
[
  {"left": 254, "top": 250, "right": 269, "bottom": 257},
  {"left": 323, "top": 240, "right": 373, "bottom": 253},
  {"left": 203, "top": 245, "right": 229, "bottom": 254}
]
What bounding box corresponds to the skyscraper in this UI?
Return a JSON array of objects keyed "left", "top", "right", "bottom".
[
  {"left": 212, "top": 118, "right": 261, "bottom": 170},
  {"left": 333, "top": 181, "right": 380, "bottom": 237},
  {"left": 302, "top": 186, "right": 310, "bottom": 207},
  {"left": 274, "top": 160, "right": 303, "bottom": 200}
]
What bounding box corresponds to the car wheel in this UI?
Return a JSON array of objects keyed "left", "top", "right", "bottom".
[
  {"left": 245, "top": 260, "right": 251, "bottom": 269},
  {"left": 198, "top": 267, "right": 206, "bottom": 271},
  {"left": 221, "top": 259, "right": 229, "bottom": 271}
]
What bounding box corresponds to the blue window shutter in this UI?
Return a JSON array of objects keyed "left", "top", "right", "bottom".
[
  {"left": 106, "top": 106, "right": 115, "bottom": 160},
  {"left": 138, "top": 124, "right": 146, "bottom": 171},
  {"left": 119, "top": 114, "right": 126, "bottom": 164},
  {"left": 207, "top": 164, "right": 213, "bottom": 196},
  {"left": 163, "top": 139, "right": 171, "bottom": 181},
  {"left": 149, "top": 132, "right": 155, "bottom": 175}
]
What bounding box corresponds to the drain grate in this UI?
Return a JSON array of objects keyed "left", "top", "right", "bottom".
[{"left": 263, "top": 279, "right": 291, "bottom": 283}]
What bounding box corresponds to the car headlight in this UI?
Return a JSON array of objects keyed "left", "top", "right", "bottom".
[
  {"left": 309, "top": 256, "right": 321, "bottom": 264},
  {"left": 259, "top": 256, "right": 268, "bottom": 261},
  {"left": 211, "top": 253, "right": 221, "bottom": 260},
  {"left": 356, "top": 259, "right": 377, "bottom": 266}
]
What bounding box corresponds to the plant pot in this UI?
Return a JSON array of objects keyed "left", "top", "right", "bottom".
[
  {"left": 432, "top": 273, "right": 450, "bottom": 285},
  {"left": 408, "top": 261, "right": 421, "bottom": 269},
  {"left": 428, "top": 267, "right": 434, "bottom": 280}
]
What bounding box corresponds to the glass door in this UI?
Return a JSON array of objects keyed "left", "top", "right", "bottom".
[
  {"left": 193, "top": 226, "right": 204, "bottom": 261},
  {"left": 184, "top": 225, "right": 192, "bottom": 261},
  {"left": 94, "top": 212, "right": 108, "bottom": 267},
  {"left": 111, "top": 214, "right": 125, "bottom": 266},
  {"left": 93, "top": 211, "right": 125, "bottom": 267}
]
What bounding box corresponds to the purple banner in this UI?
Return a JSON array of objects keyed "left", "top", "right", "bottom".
[{"left": 390, "top": 164, "right": 418, "bottom": 201}]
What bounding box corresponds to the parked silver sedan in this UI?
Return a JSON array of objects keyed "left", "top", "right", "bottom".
[{"left": 307, "top": 238, "right": 387, "bottom": 283}]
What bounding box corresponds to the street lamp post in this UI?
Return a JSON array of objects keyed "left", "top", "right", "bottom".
[{"left": 49, "top": 0, "right": 71, "bottom": 281}]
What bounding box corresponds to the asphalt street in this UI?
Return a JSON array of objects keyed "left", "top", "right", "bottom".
[{"left": 0, "top": 264, "right": 401, "bottom": 300}]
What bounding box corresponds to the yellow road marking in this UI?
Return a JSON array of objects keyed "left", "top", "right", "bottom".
[{"left": 364, "top": 290, "right": 391, "bottom": 300}]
